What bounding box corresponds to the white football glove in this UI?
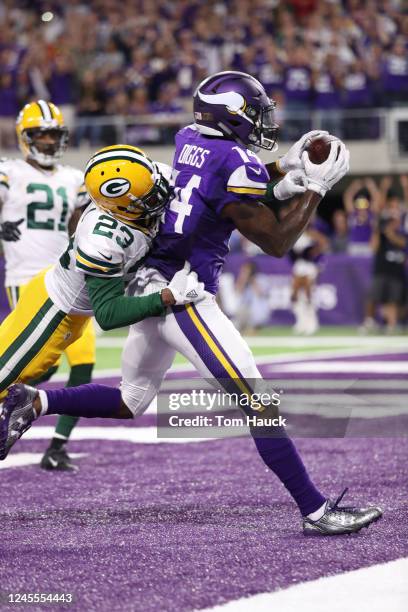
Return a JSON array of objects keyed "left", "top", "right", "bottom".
[
  {"left": 273, "top": 170, "right": 308, "bottom": 201},
  {"left": 302, "top": 140, "right": 350, "bottom": 197},
  {"left": 167, "top": 262, "right": 205, "bottom": 305},
  {"left": 276, "top": 130, "right": 329, "bottom": 173}
]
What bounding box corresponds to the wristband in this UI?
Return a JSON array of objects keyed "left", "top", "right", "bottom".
[{"left": 263, "top": 179, "right": 282, "bottom": 203}]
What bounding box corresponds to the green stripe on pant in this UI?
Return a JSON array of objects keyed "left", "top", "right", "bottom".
[{"left": 0, "top": 300, "right": 66, "bottom": 392}]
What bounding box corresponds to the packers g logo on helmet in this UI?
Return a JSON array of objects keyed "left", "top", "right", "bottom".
[
  {"left": 84, "top": 145, "right": 171, "bottom": 228},
  {"left": 16, "top": 100, "right": 68, "bottom": 167},
  {"left": 100, "top": 178, "right": 131, "bottom": 198}
]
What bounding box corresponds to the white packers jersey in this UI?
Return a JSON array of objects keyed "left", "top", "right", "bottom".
[
  {"left": 0, "top": 158, "right": 86, "bottom": 286},
  {"left": 45, "top": 204, "right": 154, "bottom": 315}
]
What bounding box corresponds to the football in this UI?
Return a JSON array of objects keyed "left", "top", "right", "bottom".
[{"left": 306, "top": 137, "right": 332, "bottom": 164}]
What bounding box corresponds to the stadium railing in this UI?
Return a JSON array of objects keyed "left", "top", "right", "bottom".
[{"left": 68, "top": 108, "right": 407, "bottom": 152}]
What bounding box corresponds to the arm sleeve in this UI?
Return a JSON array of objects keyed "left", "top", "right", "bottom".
[
  {"left": 261, "top": 178, "right": 282, "bottom": 204},
  {"left": 85, "top": 275, "right": 165, "bottom": 331}
]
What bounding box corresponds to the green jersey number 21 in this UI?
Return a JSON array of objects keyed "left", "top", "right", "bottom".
[{"left": 26, "top": 182, "right": 69, "bottom": 231}]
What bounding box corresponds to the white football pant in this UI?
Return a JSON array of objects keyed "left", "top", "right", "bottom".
[{"left": 121, "top": 268, "right": 263, "bottom": 416}]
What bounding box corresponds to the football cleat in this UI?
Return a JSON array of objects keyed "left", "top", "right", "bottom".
[
  {"left": 303, "top": 488, "right": 383, "bottom": 536},
  {"left": 40, "top": 447, "right": 78, "bottom": 472},
  {"left": 0, "top": 384, "right": 38, "bottom": 460}
]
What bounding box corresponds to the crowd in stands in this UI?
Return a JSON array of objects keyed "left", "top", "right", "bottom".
[
  {"left": 0, "top": 0, "right": 407, "bottom": 146},
  {"left": 228, "top": 174, "right": 408, "bottom": 333},
  {"left": 230, "top": 174, "right": 408, "bottom": 257},
  {"left": 0, "top": 1, "right": 407, "bottom": 330}
]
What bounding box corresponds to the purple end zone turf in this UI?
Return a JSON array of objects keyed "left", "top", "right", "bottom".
[
  {"left": 3, "top": 348, "right": 404, "bottom": 609},
  {"left": 0, "top": 435, "right": 407, "bottom": 611}
]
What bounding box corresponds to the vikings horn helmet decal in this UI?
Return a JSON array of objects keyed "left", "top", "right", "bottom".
[{"left": 193, "top": 71, "right": 278, "bottom": 151}]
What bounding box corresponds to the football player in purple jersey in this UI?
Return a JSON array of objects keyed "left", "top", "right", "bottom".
[{"left": 1, "top": 71, "right": 382, "bottom": 535}]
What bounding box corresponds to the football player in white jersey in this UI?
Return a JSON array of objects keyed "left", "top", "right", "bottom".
[
  {"left": 0, "top": 99, "right": 96, "bottom": 471},
  {"left": 0, "top": 142, "right": 203, "bottom": 470},
  {"left": 0, "top": 143, "right": 203, "bottom": 427}
]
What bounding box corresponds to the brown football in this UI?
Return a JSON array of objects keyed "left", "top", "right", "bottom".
[{"left": 306, "top": 137, "right": 332, "bottom": 164}]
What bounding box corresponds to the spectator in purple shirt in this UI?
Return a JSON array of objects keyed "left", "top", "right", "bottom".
[
  {"left": 283, "top": 46, "right": 313, "bottom": 140},
  {"left": 312, "top": 55, "right": 343, "bottom": 137},
  {"left": 75, "top": 69, "right": 105, "bottom": 147},
  {"left": 343, "top": 59, "right": 372, "bottom": 108},
  {"left": 47, "top": 51, "right": 78, "bottom": 128},
  {"left": 342, "top": 59, "right": 374, "bottom": 139},
  {"left": 381, "top": 38, "right": 408, "bottom": 106},
  {"left": 0, "top": 72, "right": 18, "bottom": 118},
  {"left": 149, "top": 82, "right": 183, "bottom": 114},
  {"left": 0, "top": 0, "right": 406, "bottom": 150},
  {"left": 343, "top": 177, "right": 381, "bottom": 255},
  {"left": 256, "top": 43, "right": 284, "bottom": 96},
  {"left": 0, "top": 71, "right": 18, "bottom": 148}
]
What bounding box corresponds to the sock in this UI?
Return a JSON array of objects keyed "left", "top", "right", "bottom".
[
  {"left": 49, "top": 415, "right": 80, "bottom": 450},
  {"left": 38, "top": 390, "right": 48, "bottom": 416},
  {"left": 43, "top": 384, "right": 122, "bottom": 418},
  {"left": 66, "top": 363, "right": 94, "bottom": 387},
  {"left": 307, "top": 501, "right": 327, "bottom": 521},
  {"left": 252, "top": 428, "right": 326, "bottom": 516},
  {"left": 47, "top": 364, "right": 94, "bottom": 449}
]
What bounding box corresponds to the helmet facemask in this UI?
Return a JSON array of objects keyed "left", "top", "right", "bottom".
[
  {"left": 247, "top": 102, "right": 279, "bottom": 152},
  {"left": 23, "top": 126, "right": 69, "bottom": 167}
]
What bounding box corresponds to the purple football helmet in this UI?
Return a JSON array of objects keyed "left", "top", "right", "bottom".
[{"left": 193, "top": 71, "right": 278, "bottom": 151}]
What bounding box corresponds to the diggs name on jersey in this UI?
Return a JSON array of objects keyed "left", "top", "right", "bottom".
[{"left": 177, "top": 145, "right": 210, "bottom": 168}]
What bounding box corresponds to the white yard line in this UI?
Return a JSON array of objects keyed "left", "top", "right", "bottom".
[
  {"left": 50, "top": 345, "right": 408, "bottom": 383},
  {"left": 205, "top": 557, "right": 408, "bottom": 612},
  {"left": 96, "top": 335, "right": 408, "bottom": 349},
  {"left": 274, "top": 361, "right": 408, "bottom": 374},
  {"left": 0, "top": 452, "right": 85, "bottom": 469},
  {"left": 244, "top": 335, "right": 408, "bottom": 348},
  {"left": 23, "top": 426, "right": 211, "bottom": 444},
  {"left": 160, "top": 379, "right": 408, "bottom": 391}
]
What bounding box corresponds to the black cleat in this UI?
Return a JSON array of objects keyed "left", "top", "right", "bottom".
[
  {"left": 303, "top": 488, "right": 383, "bottom": 536},
  {"left": 0, "top": 384, "right": 38, "bottom": 460},
  {"left": 40, "top": 447, "right": 78, "bottom": 472}
]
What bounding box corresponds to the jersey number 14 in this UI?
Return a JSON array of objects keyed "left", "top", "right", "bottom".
[{"left": 169, "top": 174, "right": 201, "bottom": 234}]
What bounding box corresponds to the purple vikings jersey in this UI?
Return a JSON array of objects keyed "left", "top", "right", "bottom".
[
  {"left": 145, "top": 125, "right": 269, "bottom": 293},
  {"left": 349, "top": 209, "right": 374, "bottom": 244}
]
